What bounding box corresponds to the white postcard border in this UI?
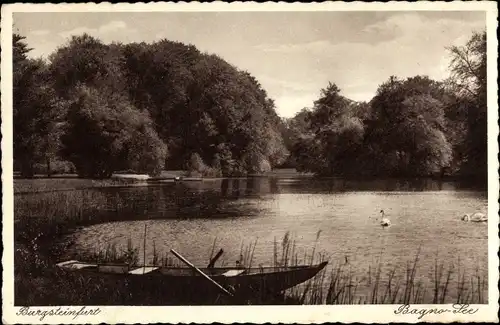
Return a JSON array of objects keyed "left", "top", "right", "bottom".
[{"left": 2, "top": 2, "right": 498, "bottom": 324}]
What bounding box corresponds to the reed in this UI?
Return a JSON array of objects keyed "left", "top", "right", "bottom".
[
  {"left": 74, "top": 239, "right": 139, "bottom": 267},
  {"left": 257, "top": 233, "right": 487, "bottom": 305},
  {"left": 287, "top": 253, "right": 487, "bottom": 305}
]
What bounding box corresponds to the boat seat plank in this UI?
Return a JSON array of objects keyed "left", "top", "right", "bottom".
[
  {"left": 129, "top": 266, "right": 159, "bottom": 274},
  {"left": 56, "top": 260, "right": 79, "bottom": 267},
  {"left": 222, "top": 269, "right": 245, "bottom": 277},
  {"left": 66, "top": 263, "right": 97, "bottom": 270}
]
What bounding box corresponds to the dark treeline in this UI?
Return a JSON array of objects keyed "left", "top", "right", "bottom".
[
  {"left": 14, "top": 31, "right": 487, "bottom": 180},
  {"left": 282, "top": 31, "right": 487, "bottom": 181},
  {"left": 14, "top": 34, "right": 287, "bottom": 178}
]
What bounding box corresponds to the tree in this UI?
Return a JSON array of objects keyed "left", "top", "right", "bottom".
[
  {"left": 119, "top": 42, "right": 287, "bottom": 175},
  {"left": 122, "top": 123, "right": 169, "bottom": 177},
  {"left": 447, "top": 31, "right": 487, "bottom": 179},
  {"left": 279, "top": 109, "right": 313, "bottom": 168},
  {"left": 187, "top": 152, "right": 205, "bottom": 176},
  {"left": 399, "top": 95, "right": 452, "bottom": 175},
  {"left": 291, "top": 134, "right": 326, "bottom": 174},
  {"left": 292, "top": 77, "right": 455, "bottom": 177},
  {"left": 61, "top": 85, "right": 167, "bottom": 178},
  {"left": 13, "top": 34, "right": 59, "bottom": 177},
  {"left": 291, "top": 82, "right": 366, "bottom": 176},
  {"left": 20, "top": 33, "right": 290, "bottom": 177},
  {"left": 13, "top": 34, "right": 31, "bottom": 65},
  {"left": 448, "top": 32, "right": 486, "bottom": 98},
  {"left": 309, "top": 82, "right": 351, "bottom": 132},
  {"left": 366, "top": 76, "right": 452, "bottom": 176},
  {"left": 49, "top": 34, "right": 124, "bottom": 98},
  {"left": 317, "top": 115, "right": 365, "bottom": 176}
]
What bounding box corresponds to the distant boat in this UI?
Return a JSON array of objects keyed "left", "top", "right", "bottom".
[
  {"left": 146, "top": 176, "right": 204, "bottom": 182},
  {"left": 175, "top": 176, "right": 203, "bottom": 182},
  {"left": 56, "top": 260, "right": 328, "bottom": 298},
  {"left": 112, "top": 174, "right": 151, "bottom": 180}
]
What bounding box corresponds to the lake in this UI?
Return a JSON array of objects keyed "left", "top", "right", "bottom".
[{"left": 65, "top": 177, "right": 488, "bottom": 303}]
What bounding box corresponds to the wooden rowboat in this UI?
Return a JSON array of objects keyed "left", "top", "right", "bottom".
[{"left": 56, "top": 259, "right": 328, "bottom": 298}]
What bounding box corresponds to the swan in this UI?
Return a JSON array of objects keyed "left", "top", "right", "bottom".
[
  {"left": 462, "top": 212, "right": 487, "bottom": 223},
  {"left": 379, "top": 209, "right": 391, "bottom": 227}
]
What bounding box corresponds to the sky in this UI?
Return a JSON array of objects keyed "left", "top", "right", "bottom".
[{"left": 13, "top": 11, "right": 485, "bottom": 118}]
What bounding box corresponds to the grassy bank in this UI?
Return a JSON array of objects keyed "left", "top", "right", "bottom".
[
  {"left": 14, "top": 183, "right": 487, "bottom": 305},
  {"left": 14, "top": 177, "right": 146, "bottom": 194}
]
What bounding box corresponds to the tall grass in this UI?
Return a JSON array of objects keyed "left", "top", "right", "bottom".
[
  {"left": 284, "top": 241, "right": 487, "bottom": 305},
  {"left": 77, "top": 238, "right": 140, "bottom": 266},
  {"left": 14, "top": 177, "right": 139, "bottom": 194}
]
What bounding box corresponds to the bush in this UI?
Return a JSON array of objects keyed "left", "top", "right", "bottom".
[
  {"left": 33, "top": 159, "right": 76, "bottom": 175},
  {"left": 185, "top": 153, "right": 223, "bottom": 177}
]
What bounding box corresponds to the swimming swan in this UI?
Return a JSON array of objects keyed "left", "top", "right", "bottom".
[
  {"left": 379, "top": 210, "right": 391, "bottom": 227},
  {"left": 462, "top": 212, "right": 487, "bottom": 223}
]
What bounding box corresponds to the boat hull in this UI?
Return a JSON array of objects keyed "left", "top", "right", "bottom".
[{"left": 57, "top": 261, "right": 328, "bottom": 302}]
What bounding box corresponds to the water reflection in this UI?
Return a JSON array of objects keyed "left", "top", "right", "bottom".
[
  {"left": 91, "top": 177, "right": 487, "bottom": 223},
  {"left": 278, "top": 177, "right": 486, "bottom": 193}
]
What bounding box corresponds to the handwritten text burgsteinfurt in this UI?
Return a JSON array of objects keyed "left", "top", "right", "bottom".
[
  {"left": 16, "top": 306, "right": 101, "bottom": 321},
  {"left": 394, "top": 304, "right": 479, "bottom": 320}
]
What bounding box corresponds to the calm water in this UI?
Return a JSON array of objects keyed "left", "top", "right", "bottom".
[{"left": 67, "top": 177, "right": 488, "bottom": 303}]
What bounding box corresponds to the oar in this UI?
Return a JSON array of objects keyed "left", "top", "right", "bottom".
[{"left": 170, "top": 249, "right": 233, "bottom": 297}]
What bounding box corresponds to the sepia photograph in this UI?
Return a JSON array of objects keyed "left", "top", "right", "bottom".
[{"left": 2, "top": 2, "right": 498, "bottom": 324}]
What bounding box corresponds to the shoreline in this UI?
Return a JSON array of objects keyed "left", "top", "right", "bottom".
[{"left": 13, "top": 169, "right": 487, "bottom": 195}]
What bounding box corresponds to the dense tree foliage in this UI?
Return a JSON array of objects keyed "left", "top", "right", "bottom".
[
  {"left": 13, "top": 33, "right": 286, "bottom": 178},
  {"left": 119, "top": 43, "right": 287, "bottom": 175},
  {"left": 289, "top": 76, "right": 463, "bottom": 177},
  {"left": 287, "top": 31, "right": 487, "bottom": 180},
  {"left": 364, "top": 75, "right": 453, "bottom": 176},
  {"left": 447, "top": 31, "right": 487, "bottom": 179},
  {"left": 46, "top": 35, "right": 169, "bottom": 177},
  {"left": 288, "top": 83, "right": 366, "bottom": 176},
  {"left": 60, "top": 85, "right": 167, "bottom": 178},
  {"left": 13, "top": 35, "right": 61, "bottom": 177}
]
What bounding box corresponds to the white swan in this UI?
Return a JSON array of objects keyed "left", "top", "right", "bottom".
[
  {"left": 379, "top": 209, "right": 391, "bottom": 227},
  {"left": 462, "top": 212, "right": 487, "bottom": 223}
]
